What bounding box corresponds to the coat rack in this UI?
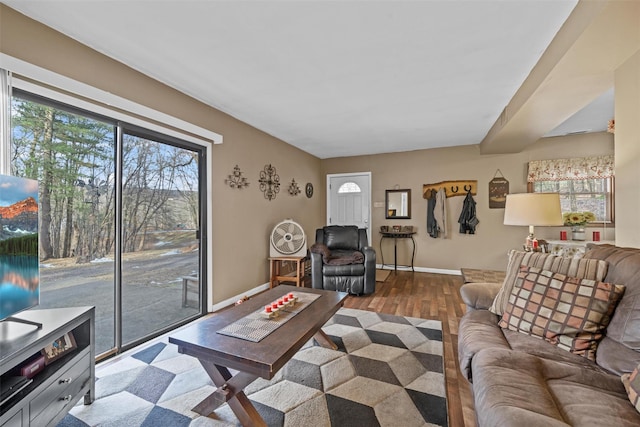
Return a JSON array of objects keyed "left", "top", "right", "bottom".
[{"left": 423, "top": 180, "right": 477, "bottom": 199}]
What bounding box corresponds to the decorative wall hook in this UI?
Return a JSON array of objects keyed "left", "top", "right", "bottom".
[
  {"left": 225, "top": 165, "right": 249, "bottom": 189},
  {"left": 259, "top": 164, "right": 280, "bottom": 201},
  {"left": 288, "top": 179, "right": 301, "bottom": 196},
  {"left": 423, "top": 180, "right": 477, "bottom": 199}
]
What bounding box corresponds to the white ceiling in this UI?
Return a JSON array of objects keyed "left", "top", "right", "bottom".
[{"left": 3, "top": 0, "right": 610, "bottom": 159}]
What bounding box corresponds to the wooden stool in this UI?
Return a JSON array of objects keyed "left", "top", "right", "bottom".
[{"left": 269, "top": 256, "right": 306, "bottom": 288}]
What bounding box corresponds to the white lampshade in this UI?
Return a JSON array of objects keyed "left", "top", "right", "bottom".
[{"left": 503, "top": 193, "right": 563, "bottom": 227}]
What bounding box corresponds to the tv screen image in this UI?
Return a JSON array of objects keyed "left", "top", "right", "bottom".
[{"left": 0, "top": 174, "right": 39, "bottom": 320}]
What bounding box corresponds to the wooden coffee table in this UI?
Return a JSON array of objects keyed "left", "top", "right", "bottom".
[{"left": 168, "top": 285, "right": 348, "bottom": 427}]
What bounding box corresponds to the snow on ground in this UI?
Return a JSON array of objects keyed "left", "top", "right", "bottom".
[
  {"left": 160, "top": 250, "right": 181, "bottom": 256},
  {"left": 91, "top": 257, "right": 114, "bottom": 263}
]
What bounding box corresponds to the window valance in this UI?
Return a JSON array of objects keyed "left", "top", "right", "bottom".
[{"left": 527, "top": 155, "right": 614, "bottom": 182}]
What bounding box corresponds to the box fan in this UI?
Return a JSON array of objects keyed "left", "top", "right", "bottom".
[{"left": 270, "top": 219, "right": 306, "bottom": 257}]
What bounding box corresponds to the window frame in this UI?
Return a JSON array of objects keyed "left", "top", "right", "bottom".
[{"left": 528, "top": 176, "right": 615, "bottom": 226}]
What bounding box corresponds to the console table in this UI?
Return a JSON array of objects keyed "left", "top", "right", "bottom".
[
  {"left": 0, "top": 307, "right": 95, "bottom": 427},
  {"left": 379, "top": 231, "right": 416, "bottom": 271},
  {"left": 546, "top": 239, "right": 615, "bottom": 259}
]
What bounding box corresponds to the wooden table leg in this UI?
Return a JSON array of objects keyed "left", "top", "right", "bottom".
[
  {"left": 195, "top": 360, "right": 266, "bottom": 427},
  {"left": 313, "top": 328, "right": 338, "bottom": 350}
]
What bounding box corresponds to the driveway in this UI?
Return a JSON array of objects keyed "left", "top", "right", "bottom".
[{"left": 39, "top": 249, "right": 201, "bottom": 354}]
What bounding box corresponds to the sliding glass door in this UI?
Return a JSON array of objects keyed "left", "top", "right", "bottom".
[
  {"left": 120, "top": 129, "right": 203, "bottom": 347},
  {"left": 10, "top": 91, "right": 206, "bottom": 357}
]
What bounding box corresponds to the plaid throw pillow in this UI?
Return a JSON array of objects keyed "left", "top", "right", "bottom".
[
  {"left": 499, "top": 266, "right": 625, "bottom": 361},
  {"left": 489, "top": 250, "right": 609, "bottom": 316},
  {"left": 622, "top": 365, "right": 640, "bottom": 414}
]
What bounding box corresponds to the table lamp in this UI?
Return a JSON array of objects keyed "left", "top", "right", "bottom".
[{"left": 503, "top": 193, "right": 563, "bottom": 249}]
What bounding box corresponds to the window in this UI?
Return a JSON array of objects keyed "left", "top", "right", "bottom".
[
  {"left": 338, "top": 182, "right": 361, "bottom": 194},
  {"left": 528, "top": 156, "right": 614, "bottom": 223}
]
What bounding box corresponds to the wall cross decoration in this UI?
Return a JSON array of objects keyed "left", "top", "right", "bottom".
[
  {"left": 225, "top": 165, "right": 249, "bottom": 189},
  {"left": 259, "top": 164, "right": 280, "bottom": 201},
  {"left": 288, "top": 179, "right": 301, "bottom": 196}
]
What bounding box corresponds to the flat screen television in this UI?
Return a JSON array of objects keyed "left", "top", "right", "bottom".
[{"left": 0, "top": 174, "right": 39, "bottom": 321}]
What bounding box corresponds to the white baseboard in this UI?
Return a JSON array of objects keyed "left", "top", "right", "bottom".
[
  {"left": 376, "top": 264, "right": 461, "bottom": 276},
  {"left": 210, "top": 283, "right": 270, "bottom": 313}
]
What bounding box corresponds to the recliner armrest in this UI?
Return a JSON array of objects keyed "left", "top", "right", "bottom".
[
  {"left": 362, "top": 246, "right": 376, "bottom": 264},
  {"left": 310, "top": 252, "right": 324, "bottom": 289},
  {"left": 362, "top": 246, "right": 376, "bottom": 295},
  {"left": 460, "top": 282, "right": 502, "bottom": 311}
]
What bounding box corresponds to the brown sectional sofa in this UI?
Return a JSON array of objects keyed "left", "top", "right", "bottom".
[{"left": 458, "top": 244, "right": 640, "bottom": 426}]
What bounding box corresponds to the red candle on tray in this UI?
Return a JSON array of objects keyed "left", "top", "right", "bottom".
[
  {"left": 265, "top": 306, "right": 272, "bottom": 313},
  {"left": 271, "top": 302, "right": 278, "bottom": 310},
  {"left": 288, "top": 292, "right": 294, "bottom": 299},
  {"left": 283, "top": 296, "right": 289, "bottom": 303}
]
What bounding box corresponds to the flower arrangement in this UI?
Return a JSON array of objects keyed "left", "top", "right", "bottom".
[{"left": 563, "top": 211, "right": 596, "bottom": 226}]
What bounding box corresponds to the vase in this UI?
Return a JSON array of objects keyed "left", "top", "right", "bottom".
[{"left": 571, "top": 226, "right": 586, "bottom": 241}]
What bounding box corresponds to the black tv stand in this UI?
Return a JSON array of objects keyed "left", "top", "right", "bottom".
[{"left": 2, "top": 317, "right": 43, "bottom": 330}]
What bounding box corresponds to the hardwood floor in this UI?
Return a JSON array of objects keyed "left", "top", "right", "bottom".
[{"left": 343, "top": 270, "right": 476, "bottom": 427}]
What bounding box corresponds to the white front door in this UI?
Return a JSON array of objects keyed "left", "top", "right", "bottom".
[{"left": 327, "top": 172, "right": 371, "bottom": 244}]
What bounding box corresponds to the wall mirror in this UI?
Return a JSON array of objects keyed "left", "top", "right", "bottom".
[{"left": 385, "top": 189, "right": 411, "bottom": 219}]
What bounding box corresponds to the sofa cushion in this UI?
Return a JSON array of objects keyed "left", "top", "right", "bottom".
[
  {"left": 472, "top": 348, "right": 640, "bottom": 427},
  {"left": 499, "top": 266, "right": 625, "bottom": 361},
  {"left": 595, "top": 336, "right": 640, "bottom": 376},
  {"left": 490, "top": 250, "right": 609, "bottom": 316},
  {"left": 584, "top": 245, "right": 640, "bottom": 354},
  {"left": 458, "top": 309, "right": 509, "bottom": 380}
]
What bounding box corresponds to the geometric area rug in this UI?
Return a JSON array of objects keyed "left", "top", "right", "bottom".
[{"left": 57, "top": 308, "right": 448, "bottom": 427}]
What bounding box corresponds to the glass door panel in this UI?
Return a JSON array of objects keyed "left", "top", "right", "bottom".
[
  {"left": 11, "top": 95, "right": 116, "bottom": 355},
  {"left": 120, "top": 132, "right": 201, "bottom": 346}
]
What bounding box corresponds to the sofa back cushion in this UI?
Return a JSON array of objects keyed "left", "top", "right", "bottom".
[
  {"left": 490, "top": 250, "right": 609, "bottom": 316},
  {"left": 499, "top": 266, "right": 625, "bottom": 361},
  {"left": 584, "top": 245, "right": 640, "bottom": 353},
  {"left": 322, "top": 226, "right": 360, "bottom": 250}
]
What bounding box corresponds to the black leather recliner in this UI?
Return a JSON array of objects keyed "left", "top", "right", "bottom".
[{"left": 310, "top": 225, "right": 376, "bottom": 295}]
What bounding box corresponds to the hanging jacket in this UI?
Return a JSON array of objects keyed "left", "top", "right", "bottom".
[
  {"left": 458, "top": 191, "right": 479, "bottom": 234},
  {"left": 434, "top": 187, "right": 447, "bottom": 238},
  {"left": 426, "top": 189, "right": 438, "bottom": 238}
]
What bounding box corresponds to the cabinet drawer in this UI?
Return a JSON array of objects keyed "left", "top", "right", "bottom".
[{"left": 30, "top": 353, "right": 90, "bottom": 425}]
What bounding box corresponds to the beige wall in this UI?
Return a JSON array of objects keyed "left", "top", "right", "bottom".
[
  {"left": 322, "top": 132, "right": 614, "bottom": 271},
  {"left": 0, "top": 4, "right": 628, "bottom": 299},
  {"left": 0, "top": 5, "right": 325, "bottom": 304},
  {"left": 614, "top": 49, "right": 640, "bottom": 248}
]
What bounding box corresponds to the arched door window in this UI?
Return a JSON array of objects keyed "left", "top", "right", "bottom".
[{"left": 338, "top": 182, "right": 361, "bottom": 194}]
